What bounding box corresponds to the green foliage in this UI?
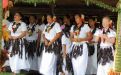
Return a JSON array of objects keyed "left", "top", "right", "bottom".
[{"left": 14, "top": 0, "right": 56, "bottom": 4}]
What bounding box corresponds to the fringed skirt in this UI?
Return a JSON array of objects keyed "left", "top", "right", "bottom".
[
  {"left": 71, "top": 43, "right": 88, "bottom": 75},
  {"left": 97, "top": 46, "right": 114, "bottom": 75},
  {"left": 39, "top": 40, "right": 61, "bottom": 75},
  {"left": 25, "top": 40, "right": 38, "bottom": 71},
  {"left": 8, "top": 39, "right": 30, "bottom": 73},
  {"left": 86, "top": 43, "right": 97, "bottom": 74}
]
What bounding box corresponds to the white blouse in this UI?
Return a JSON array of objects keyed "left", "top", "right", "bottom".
[
  {"left": 43, "top": 22, "right": 62, "bottom": 41},
  {"left": 70, "top": 24, "right": 91, "bottom": 44},
  {"left": 8, "top": 22, "right": 27, "bottom": 38},
  {"left": 61, "top": 34, "right": 72, "bottom": 53},
  {"left": 94, "top": 28, "right": 116, "bottom": 47},
  {"left": 26, "top": 24, "right": 39, "bottom": 41}
]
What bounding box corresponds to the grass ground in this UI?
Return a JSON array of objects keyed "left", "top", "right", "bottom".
[{"left": 0, "top": 72, "right": 24, "bottom": 75}]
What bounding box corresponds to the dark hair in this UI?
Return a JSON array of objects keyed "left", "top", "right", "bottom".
[
  {"left": 14, "top": 12, "right": 23, "bottom": 17},
  {"left": 46, "top": 13, "right": 54, "bottom": 18},
  {"left": 74, "top": 13, "right": 84, "bottom": 31},
  {"left": 74, "top": 13, "right": 82, "bottom": 18},
  {"left": 14, "top": 12, "right": 23, "bottom": 20},
  {"left": 29, "top": 15, "right": 37, "bottom": 20},
  {"left": 63, "top": 25, "right": 71, "bottom": 38},
  {"left": 64, "top": 15, "right": 70, "bottom": 19},
  {"left": 88, "top": 17, "right": 95, "bottom": 21}
]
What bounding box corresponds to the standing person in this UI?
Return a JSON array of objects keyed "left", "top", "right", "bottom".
[
  {"left": 86, "top": 17, "right": 98, "bottom": 75},
  {"left": 37, "top": 16, "right": 46, "bottom": 70},
  {"left": 95, "top": 16, "right": 116, "bottom": 75},
  {"left": 70, "top": 14, "right": 92, "bottom": 75},
  {"left": 61, "top": 15, "right": 71, "bottom": 30},
  {"left": 60, "top": 25, "right": 73, "bottom": 75},
  {"left": 25, "top": 15, "right": 39, "bottom": 71},
  {"left": 8, "top": 12, "right": 30, "bottom": 75},
  {"left": 39, "top": 14, "right": 62, "bottom": 75}
]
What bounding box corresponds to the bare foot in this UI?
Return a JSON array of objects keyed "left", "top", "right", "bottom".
[{"left": 12, "top": 72, "right": 16, "bottom": 75}]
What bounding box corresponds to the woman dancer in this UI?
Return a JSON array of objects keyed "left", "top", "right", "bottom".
[
  {"left": 95, "top": 16, "right": 116, "bottom": 75},
  {"left": 70, "top": 14, "right": 92, "bottom": 75}
]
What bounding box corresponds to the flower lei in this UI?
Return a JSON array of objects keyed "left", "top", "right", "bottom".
[
  {"left": 27, "top": 24, "right": 36, "bottom": 36},
  {"left": 12, "top": 22, "right": 21, "bottom": 33},
  {"left": 45, "top": 23, "right": 55, "bottom": 33}
]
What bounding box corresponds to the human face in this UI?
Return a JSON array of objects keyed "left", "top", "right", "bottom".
[
  {"left": 88, "top": 19, "right": 95, "bottom": 28},
  {"left": 29, "top": 16, "right": 36, "bottom": 24},
  {"left": 47, "top": 15, "right": 53, "bottom": 24},
  {"left": 102, "top": 17, "right": 110, "bottom": 29},
  {"left": 75, "top": 15, "right": 82, "bottom": 27},
  {"left": 14, "top": 13, "right": 22, "bottom": 22}
]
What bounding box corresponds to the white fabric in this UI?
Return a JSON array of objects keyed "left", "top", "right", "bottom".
[
  {"left": 39, "top": 22, "right": 62, "bottom": 75},
  {"left": 8, "top": 22, "right": 27, "bottom": 38},
  {"left": 26, "top": 24, "right": 39, "bottom": 41},
  {"left": 28, "top": 54, "right": 38, "bottom": 71},
  {"left": 43, "top": 22, "right": 62, "bottom": 40},
  {"left": 94, "top": 28, "right": 116, "bottom": 47},
  {"left": 95, "top": 28, "right": 116, "bottom": 75},
  {"left": 86, "top": 43, "right": 97, "bottom": 74},
  {"left": 86, "top": 28, "right": 99, "bottom": 74},
  {"left": 97, "top": 61, "right": 113, "bottom": 75},
  {"left": 72, "top": 43, "right": 88, "bottom": 75},
  {"left": 61, "top": 34, "right": 72, "bottom": 53},
  {"left": 8, "top": 22, "right": 30, "bottom": 73},
  {"left": 61, "top": 34, "right": 72, "bottom": 75},
  {"left": 70, "top": 24, "right": 91, "bottom": 39},
  {"left": 39, "top": 23, "right": 46, "bottom": 42},
  {"left": 70, "top": 24, "right": 90, "bottom": 75}
]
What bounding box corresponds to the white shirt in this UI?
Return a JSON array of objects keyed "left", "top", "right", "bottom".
[
  {"left": 43, "top": 22, "right": 62, "bottom": 41},
  {"left": 26, "top": 24, "right": 39, "bottom": 41},
  {"left": 94, "top": 28, "right": 116, "bottom": 47},
  {"left": 38, "top": 23, "right": 46, "bottom": 42},
  {"left": 61, "top": 34, "right": 72, "bottom": 53},
  {"left": 8, "top": 22, "right": 27, "bottom": 38},
  {"left": 70, "top": 24, "right": 91, "bottom": 44}
]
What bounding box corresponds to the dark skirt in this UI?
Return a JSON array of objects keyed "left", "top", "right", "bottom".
[
  {"left": 4, "top": 39, "right": 25, "bottom": 58},
  {"left": 71, "top": 44, "right": 83, "bottom": 59},
  {"left": 98, "top": 46, "right": 114, "bottom": 65},
  {"left": 24, "top": 40, "right": 37, "bottom": 59},
  {"left": 44, "top": 39, "right": 62, "bottom": 55}
]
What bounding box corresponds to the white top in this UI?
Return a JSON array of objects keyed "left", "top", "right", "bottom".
[
  {"left": 38, "top": 23, "right": 46, "bottom": 42},
  {"left": 70, "top": 24, "right": 91, "bottom": 44},
  {"left": 94, "top": 28, "right": 116, "bottom": 47},
  {"left": 26, "top": 24, "right": 39, "bottom": 41},
  {"left": 43, "top": 22, "right": 62, "bottom": 40},
  {"left": 91, "top": 28, "right": 99, "bottom": 42},
  {"left": 61, "top": 34, "right": 72, "bottom": 53},
  {"left": 8, "top": 22, "right": 27, "bottom": 38}
]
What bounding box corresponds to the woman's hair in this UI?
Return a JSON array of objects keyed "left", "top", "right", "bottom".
[
  {"left": 46, "top": 13, "right": 54, "bottom": 18},
  {"left": 14, "top": 12, "right": 23, "bottom": 20},
  {"left": 74, "top": 13, "right": 84, "bottom": 31},
  {"left": 63, "top": 25, "right": 71, "bottom": 38}
]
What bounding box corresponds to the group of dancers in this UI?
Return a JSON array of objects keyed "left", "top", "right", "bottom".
[{"left": 2, "top": 12, "right": 116, "bottom": 75}]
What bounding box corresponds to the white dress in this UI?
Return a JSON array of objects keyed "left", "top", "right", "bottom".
[
  {"left": 8, "top": 22, "right": 30, "bottom": 73},
  {"left": 37, "top": 23, "right": 46, "bottom": 70},
  {"left": 61, "top": 34, "right": 72, "bottom": 75},
  {"left": 95, "top": 29, "right": 116, "bottom": 75},
  {"left": 39, "top": 22, "right": 62, "bottom": 75},
  {"left": 70, "top": 24, "right": 90, "bottom": 75},
  {"left": 86, "top": 28, "right": 98, "bottom": 74},
  {"left": 26, "top": 24, "right": 39, "bottom": 71}
]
